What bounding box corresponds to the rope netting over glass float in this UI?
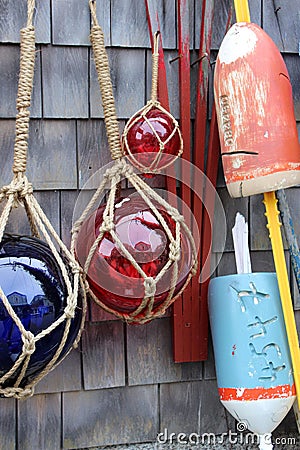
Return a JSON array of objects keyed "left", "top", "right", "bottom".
[
  {"left": 71, "top": 1, "right": 198, "bottom": 325},
  {"left": 0, "top": 0, "right": 86, "bottom": 399},
  {"left": 121, "top": 32, "right": 183, "bottom": 175}
]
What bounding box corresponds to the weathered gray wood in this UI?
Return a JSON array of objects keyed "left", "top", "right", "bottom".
[
  {"left": 0, "top": 397, "right": 16, "bottom": 450},
  {"left": 0, "top": 119, "right": 16, "bottom": 185},
  {"left": 27, "top": 120, "right": 77, "bottom": 189},
  {"left": 250, "top": 250, "right": 276, "bottom": 273},
  {"left": 0, "top": 45, "right": 41, "bottom": 118},
  {"left": 111, "top": 0, "right": 176, "bottom": 49},
  {"left": 0, "top": 0, "right": 50, "bottom": 43},
  {"left": 203, "top": 331, "right": 217, "bottom": 380},
  {"left": 160, "top": 379, "right": 227, "bottom": 436},
  {"left": 213, "top": 187, "right": 249, "bottom": 252},
  {"left": 199, "top": 380, "right": 227, "bottom": 434},
  {"left": 42, "top": 46, "right": 88, "bottom": 118},
  {"left": 77, "top": 119, "right": 113, "bottom": 188},
  {"left": 250, "top": 193, "right": 288, "bottom": 251},
  {"left": 89, "top": 296, "right": 120, "bottom": 322},
  {"left": 146, "top": 49, "right": 180, "bottom": 119},
  {"left": 52, "top": 0, "right": 91, "bottom": 46},
  {"left": 82, "top": 321, "right": 125, "bottom": 389},
  {"left": 63, "top": 385, "right": 158, "bottom": 448},
  {"left": 35, "top": 347, "right": 82, "bottom": 394},
  {"left": 127, "top": 317, "right": 202, "bottom": 385},
  {"left": 111, "top": 0, "right": 148, "bottom": 47},
  {"left": 263, "top": 0, "right": 300, "bottom": 53},
  {"left": 208, "top": 0, "right": 261, "bottom": 50},
  {"left": 216, "top": 251, "right": 236, "bottom": 276},
  {"left": 293, "top": 264, "right": 300, "bottom": 310},
  {"left": 17, "top": 393, "right": 61, "bottom": 450},
  {"left": 60, "top": 190, "right": 79, "bottom": 248},
  {"left": 90, "top": 48, "right": 145, "bottom": 119},
  {"left": 283, "top": 55, "right": 300, "bottom": 121}
]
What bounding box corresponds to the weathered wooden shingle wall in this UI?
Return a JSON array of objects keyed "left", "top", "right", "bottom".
[{"left": 0, "top": 0, "right": 299, "bottom": 449}]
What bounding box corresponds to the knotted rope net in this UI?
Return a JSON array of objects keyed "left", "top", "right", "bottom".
[
  {"left": 121, "top": 31, "right": 183, "bottom": 174},
  {"left": 0, "top": 0, "right": 86, "bottom": 399},
  {"left": 70, "top": 0, "right": 197, "bottom": 324}
]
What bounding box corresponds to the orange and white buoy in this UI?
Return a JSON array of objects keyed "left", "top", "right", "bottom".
[{"left": 214, "top": 22, "right": 300, "bottom": 198}]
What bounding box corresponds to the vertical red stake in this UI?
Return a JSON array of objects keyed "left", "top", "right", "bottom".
[
  {"left": 172, "top": 0, "right": 194, "bottom": 362},
  {"left": 173, "top": 0, "right": 216, "bottom": 362},
  {"left": 198, "top": 7, "right": 233, "bottom": 356}
]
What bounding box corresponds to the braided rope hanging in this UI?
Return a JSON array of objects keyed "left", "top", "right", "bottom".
[
  {"left": 0, "top": 0, "right": 86, "bottom": 399},
  {"left": 70, "top": 0, "right": 197, "bottom": 324}
]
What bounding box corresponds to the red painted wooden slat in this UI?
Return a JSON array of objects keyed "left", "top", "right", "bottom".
[
  {"left": 197, "top": 6, "right": 233, "bottom": 358},
  {"left": 172, "top": 0, "right": 194, "bottom": 362},
  {"left": 173, "top": 0, "right": 215, "bottom": 362}
]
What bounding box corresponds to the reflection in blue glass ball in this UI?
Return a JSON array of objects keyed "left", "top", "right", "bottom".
[{"left": 0, "top": 234, "right": 83, "bottom": 388}]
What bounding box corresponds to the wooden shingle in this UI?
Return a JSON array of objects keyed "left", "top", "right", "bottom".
[
  {"left": 63, "top": 385, "right": 158, "bottom": 448},
  {"left": 283, "top": 54, "right": 300, "bottom": 121},
  {"left": 42, "top": 46, "right": 89, "bottom": 118},
  {"left": 0, "top": 0, "right": 50, "bottom": 44},
  {"left": 213, "top": 187, "right": 249, "bottom": 252},
  {"left": 82, "top": 321, "right": 126, "bottom": 390},
  {"left": 77, "top": 119, "right": 112, "bottom": 189},
  {"left": 35, "top": 348, "right": 82, "bottom": 394},
  {"left": 111, "top": 0, "right": 176, "bottom": 49},
  {"left": 127, "top": 317, "right": 202, "bottom": 385},
  {"left": 263, "top": 0, "right": 300, "bottom": 53},
  {"left": 0, "top": 45, "right": 41, "bottom": 118},
  {"left": 52, "top": 0, "right": 91, "bottom": 46},
  {"left": 0, "top": 397, "right": 16, "bottom": 450},
  {"left": 160, "top": 379, "right": 227, "bottom": 436},
  {"left": 27, "top": 120, "right": 77, "bottom": 189},
  {"left": 90, "top": 48, "right": 146, "bottom": 119},
  {"left": 17, "top": 394, "right": 61, "bottom": 450}
]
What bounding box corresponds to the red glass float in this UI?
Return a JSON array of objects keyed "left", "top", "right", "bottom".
[
  {"left": 122, "top": 105, "right": 183, "bottom": 174},
  {"left": 75, "top": 193, "right": 193, "bottom": 318},
  {"left": 0, "top": 234, "right": 83, "bottom": 388}
]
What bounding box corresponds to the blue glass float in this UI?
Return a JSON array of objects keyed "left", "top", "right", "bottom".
[{"left": 0, "top": 234, "right": 83, "bottom": 388}]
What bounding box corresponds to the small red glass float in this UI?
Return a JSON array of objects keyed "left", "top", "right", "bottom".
[
  {"left": 0, "top": 234, "right": 83, "bottom": 389},
  {"left": 121, "top": 31, "right": 183, "bottom": 175},
  {"left": 122, "top": 104, "right": 183, "bottom": 174},
  {"left": 75, "top": 192, "right": 195, "bottom": 320}
]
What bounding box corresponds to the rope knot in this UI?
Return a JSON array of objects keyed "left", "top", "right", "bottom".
[
  {"left": 169, "top": 241, "right": 180, "bottom": 262},
  {"left": 100, "top": 215, "right": 114, "bottom": 233},
  {"left": 22, "top": 330, "right": 35, "bottom": 355},
  {"left": 69, "top": 259, "right": 82, "bottom": 275},
  {"left": 65, "top": 302, "right": 76, "bottom": 319},
  {"left": 0, "top": 177, "right": 33, "bottom": 206},
  {"left": 144, "top": 277, "right": 156, "bottom": 298},
  {"left": 1, "top": 386, "right": 34, "bottom": 399}
]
